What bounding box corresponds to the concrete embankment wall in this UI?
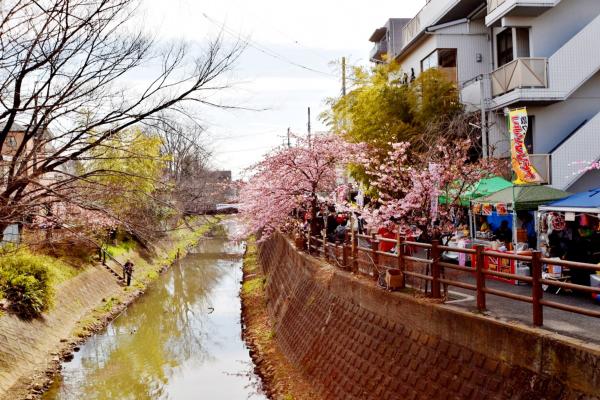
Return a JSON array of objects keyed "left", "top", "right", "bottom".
[
  {"left": 258, "top": 232, "right": 600, "bottom": 400},
  {"left": 0, "top": 265, "right": 122, "bottom": 398}
]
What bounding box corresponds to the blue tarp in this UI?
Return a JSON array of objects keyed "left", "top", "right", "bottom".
[{"left": 545, "top": 187, "right": 600, "bottom": 210}]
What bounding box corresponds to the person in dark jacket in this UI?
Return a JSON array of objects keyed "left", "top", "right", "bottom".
[{"left": 123, "top": 260, "right": 134, "bottom": 286}]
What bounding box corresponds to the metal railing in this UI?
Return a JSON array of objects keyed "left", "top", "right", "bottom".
[
  {"left": 100, "top": 247, "right": 126, "bottom": 281},
  {"left": 302, "top": 231, "right": 600, "bottom": 327},
  {"left": 488, "top": 0, "right": 507, "bottom": 13},
  {"left": 491, "top": 57, "right": 548, "bottom": 97},
  {"left": 370, "top": 40, "right": 388, "bottom": 62},
  {"left": 402, "top": 13, "right": 421, "bottom": 46}
]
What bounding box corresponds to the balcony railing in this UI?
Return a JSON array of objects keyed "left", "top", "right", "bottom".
[
  {"left": 491, "top": 57, "right": 548, "bottom": 97},
  {"left": 402, "top": 13, "right": 421, "bottom": 46},
  {"left": 369, "top": 40, "right": 388, "bottom": 62},
  {"left": 487, "top": 0, "right": 507, "bottom": 13}
]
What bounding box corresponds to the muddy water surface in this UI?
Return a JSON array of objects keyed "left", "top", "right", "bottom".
[{"left": 44, "top": 225, "right": 266, "bottom": 400}]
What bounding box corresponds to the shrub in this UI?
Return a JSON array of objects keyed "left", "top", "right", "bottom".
[{"left": 0, "top": 250, "right": 55, "bottom": 319}]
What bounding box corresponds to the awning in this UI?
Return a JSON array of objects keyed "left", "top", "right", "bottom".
[
  {"left": 439, "top": 176, "right": 512, "bottom": 207},
  {"left": 472, "top": 185, "right": 570, "bottom": 212},
  {"left": 539, "top": 187, "right": 600, "bottom": 213}
]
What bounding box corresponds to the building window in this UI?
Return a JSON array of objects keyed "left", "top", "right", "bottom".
[
  {"left": 7, "top": 136, "right": 17, "bottom": 147},
  {"left": 420, "top": 48, "right": 457, "bottom": 82},
  {"left": 421, "top": 50, "right": 438, "bottom": 72},
  {"left": 497, "top": 29, "right": 513, "bottom": 67},
  {"left": 516, "top": 28, "right": 530, "bottom": 58}
]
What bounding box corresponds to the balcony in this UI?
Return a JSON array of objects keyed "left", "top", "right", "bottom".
[
  {"left": 491, "top": 57, "right": 548, "bottom": 97},
  {"left": 486, "top": 0, "right": 560, "bottom": 26},
  {"left": 369, "top": 40, "right": 388, "bottom": 63}
]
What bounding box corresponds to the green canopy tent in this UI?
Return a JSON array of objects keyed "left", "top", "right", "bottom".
[
  {"left": 471, "top": 185, "right": 570, "bottom": 211},
  {"left": 471, "top": 185, "right": 570, "bottom": 246},
  {"left": 439, "top": 176, "right": 512, "bottom": 207}
]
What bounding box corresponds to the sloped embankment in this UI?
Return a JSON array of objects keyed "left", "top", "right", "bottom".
[{"left": 0, "top": 216, "right": 221, "bottom": 400}]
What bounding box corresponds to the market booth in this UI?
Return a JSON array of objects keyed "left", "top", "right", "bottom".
[
  {"left": 470, "top": 185, "right": 570, "bottom": 248},
  {"left": 539, "top": 188, "right": 600, "bottom": 298},
  {"left": 467, "top": 185, "right": 570, "bottom": 284},
  {"left": 439, "top": 177, "right": 512, "bottom": 265}
]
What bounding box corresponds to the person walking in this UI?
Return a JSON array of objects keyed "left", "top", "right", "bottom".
[{"left": 123, "top": 260, "right": 134, "bottom": 286}]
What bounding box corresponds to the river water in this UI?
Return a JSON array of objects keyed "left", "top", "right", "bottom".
[{"left": 44, "top": 224, "right": 266, "bottom": 400}]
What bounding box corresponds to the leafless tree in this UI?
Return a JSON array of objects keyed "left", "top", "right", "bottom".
[{"left": 0, "top": 0, "right": 244, "bottom": 240}]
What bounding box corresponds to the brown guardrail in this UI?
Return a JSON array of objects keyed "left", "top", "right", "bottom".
[{"left": 303, "top": 230, "right": 600, "bottom": 327}]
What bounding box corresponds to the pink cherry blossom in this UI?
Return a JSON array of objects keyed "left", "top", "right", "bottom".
[{"left": 238, "top": 133, "right": 366, "bottom": 239}]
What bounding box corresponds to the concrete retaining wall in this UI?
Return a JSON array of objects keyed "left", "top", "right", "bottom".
[{"left": 258, "top": 232, "right": 600, "bottom": 400}]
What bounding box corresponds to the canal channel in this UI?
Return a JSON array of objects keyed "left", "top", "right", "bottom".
[{"left": 44, "top": 222, "right": 266, "bottom": 399}]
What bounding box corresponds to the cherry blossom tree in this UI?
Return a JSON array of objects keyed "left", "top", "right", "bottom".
[
  {"left": 361, "top": 137, "right": 506, "bottom": 241},
  {"left": 238, "top": 134, "right": 365, "bottom": 238}
]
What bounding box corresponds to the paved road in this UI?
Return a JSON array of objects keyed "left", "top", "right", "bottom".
[
  {"left": 442, "top": 274, "right": 600, "bottom": 344},
  {"left": 396, "top": 249, "right": 600, "bottom": 345}
]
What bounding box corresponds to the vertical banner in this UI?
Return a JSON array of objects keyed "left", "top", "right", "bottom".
[
  {"left": 429, "top": 163, "right": 440, "bottom": 222},
  {"left": 356, "top": 189, "right": 364, "bottom": 208},
  {"left": 509, "top": 107, "right": 544, "bottom": 185}
]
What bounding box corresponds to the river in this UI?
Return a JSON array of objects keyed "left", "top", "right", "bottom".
[{"left": 44, "top": 222, "right": 266, "bottom": 400}]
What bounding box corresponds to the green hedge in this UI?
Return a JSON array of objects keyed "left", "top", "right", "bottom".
[{"left": 0, "top": 249, "right": 76, "bottom": 319}]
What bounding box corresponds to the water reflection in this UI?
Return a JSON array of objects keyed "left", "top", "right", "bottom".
[{"left": 44, "top": 229, "right": 266, "bottom": 400}]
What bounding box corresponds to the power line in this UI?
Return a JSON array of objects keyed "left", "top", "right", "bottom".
[{"left": 202, "top": 13, "right": 336, "bottom": 77}]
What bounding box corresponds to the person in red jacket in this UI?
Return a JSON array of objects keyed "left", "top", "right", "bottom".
[{"left": 378, "top": 221, "right": 396, "bottom": 253}]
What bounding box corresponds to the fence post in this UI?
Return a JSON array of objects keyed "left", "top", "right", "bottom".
[
  {"left": 371, "top": 233, "right": 379, "bottom": 280},
  {"left": 475, "top": 245, "right": 486, "bottom": 312},
  {"left": 322, "top": 229, "right": 327, "bottom": 260},
  {"left": 397, "top": 234, "right": 406, "bottom": 289},
  {"left": 306, "top": 229, "right": 311, "bottom": 254},
  {"left": 431, "top": 240, "right": 441, "bottom": 299},
  {"left": 102, "top": 249, "right": 106, "bottom": 266},
  {"left": 342, "top": 238, "right": 349, "bottom": 270},
  {"left": 531, "top": 251, "right": 543, "bottom": 327},
  {"left": 351, "top": 230, "right": 358, "bottom": 274}
]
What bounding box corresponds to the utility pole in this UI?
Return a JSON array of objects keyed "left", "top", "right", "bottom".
[
  {"left": 287, "top": 127, "right": 291, "bottom": 148},
  {"left": 342, "top": 56, "right": 347, "bottom": 96},
  {"left": 307, "top": 107, "right": 311, "bottom": 147},
  {"left": 480, "top": 74, "right": 489, "bottom": 158}
]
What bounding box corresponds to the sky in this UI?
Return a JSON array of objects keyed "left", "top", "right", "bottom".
[{"left": 140, "top": 0, "right": 425, "bottom": 178}]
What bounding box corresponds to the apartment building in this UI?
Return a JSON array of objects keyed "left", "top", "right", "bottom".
[{"left": 369, "top": 0, "right": 600, "bottom": 192}]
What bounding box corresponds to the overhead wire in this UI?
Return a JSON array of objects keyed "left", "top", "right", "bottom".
[{"left": 202, "top": 13, "right": 337, "bottom": 78}]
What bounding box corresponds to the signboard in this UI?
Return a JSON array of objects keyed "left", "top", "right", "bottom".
[
  {"left": 471, "top": 249, "right": 517, "bottom": 285},
  {"left": 496, "top": 203, "right": 508, "bottom": 216},
  {"left": 564, "top": 212, "right": 575, "bottom": 222},
  {"left": 482, "top": 203, "right": 493, "bottom": 216},
  {"left": 509, "top": 108, "right": 544, "bottom": 185}
]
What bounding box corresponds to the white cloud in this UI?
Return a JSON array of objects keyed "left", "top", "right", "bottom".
[{"left": 134, "top": 0, "right": 425, "bottom": 176}]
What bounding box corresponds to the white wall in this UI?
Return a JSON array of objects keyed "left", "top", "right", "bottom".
[
  {"left": 528, "top": 70, "right": 600, "bottom": 154},
  {"left": 529, "top": 0, "right": 600, "bottom": 57},
  {"left": 396, "top": 18, "right": 490, "bottom": 85},
  {"left": 568, "top": 169, "right": 600, "bottom": 193},
  {"left": 487, "top": 111, "right": 510, "bottom": 157}
]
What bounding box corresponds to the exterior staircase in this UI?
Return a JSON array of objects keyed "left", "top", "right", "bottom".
[
  {"left": 547, "top": 13, "right": 600, "bottom": 98},
  {"left": 551, "top": 111, "right": 600, "bottom": 190}
]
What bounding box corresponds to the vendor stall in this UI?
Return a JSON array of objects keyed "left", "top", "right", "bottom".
[
  {"left": 439, "top": 176, "right": 512, "bottom": 248},
  {"left": 538, "top": 187, "right": 600, "bottom": 291},
  {"left": 471, "top": 185, "right": 570, "bottom": 250}
]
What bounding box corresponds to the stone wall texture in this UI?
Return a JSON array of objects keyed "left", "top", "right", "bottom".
[{"left": 258, "top": 232, "right": 600, "bottom": 400}]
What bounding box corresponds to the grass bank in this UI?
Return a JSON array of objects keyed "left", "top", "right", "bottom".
[
  {"left": 240, "top": 237, "right": 320, "bottom": 400},
  {"left": 5, "top": 216, "right": 222, "bottom": 400}
]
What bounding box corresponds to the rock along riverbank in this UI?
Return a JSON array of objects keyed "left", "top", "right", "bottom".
[
  {"left": 0, "top": 216, "right": 222, "bottom": 400},
  {"left": 240, "top": 237, "right": 320, "bottom": 400}
]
